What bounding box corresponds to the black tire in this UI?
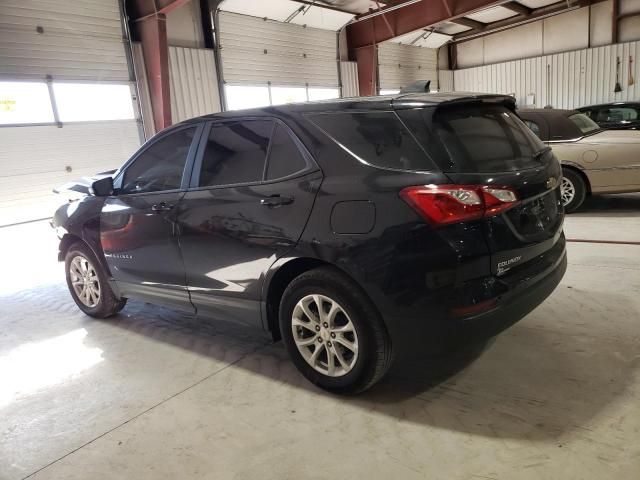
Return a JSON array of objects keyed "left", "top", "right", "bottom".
[
  {"left": 65, "top": 242, "right": 126, "bottom": 318},
  {"left": 279, "top": 266, "right": 392, "bottom": 394},
  {"left": 561, "top": 167, "right": 587, "bottom": 213}
]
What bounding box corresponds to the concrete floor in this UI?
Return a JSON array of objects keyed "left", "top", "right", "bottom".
[{"left": 1, "top": 195, "right": 639, "bottom": 480}]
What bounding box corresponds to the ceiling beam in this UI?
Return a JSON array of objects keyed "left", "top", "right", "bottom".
[
  {"left": 346, "top": 0, "right": 503, "bottom": 50},
  {"left": 501, "top": 1, "right": 532, "bottom": 16},
  {"left": 452, "top": 0, "right": 606, "bottom": 42},
  {"left": 451, "top": 16, "right": 486, "bottom": 30}
]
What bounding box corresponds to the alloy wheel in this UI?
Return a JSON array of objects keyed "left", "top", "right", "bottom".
[
  {"left": 291, "top": 294, "right": 359, "bottom": 377},
  {"left": 69, "top": 255, "right": 101, "bottom": 308},
  {"left": 561, "top": 176, "right": 575, "bottom": 206}
]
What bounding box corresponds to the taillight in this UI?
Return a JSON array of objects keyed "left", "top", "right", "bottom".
[{"left": 399, "top": 184, "right": 519, "bottom": 226}]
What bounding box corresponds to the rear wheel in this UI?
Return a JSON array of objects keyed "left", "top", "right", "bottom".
[
  {"left": 279, "top": 266, "right": 392, "bottom": 394},
  {"left": 65, "top": 242, "right": 126, "bottom": 318},
  {"left": 561, "top": 168, "right": 587, "bottom": 213}
]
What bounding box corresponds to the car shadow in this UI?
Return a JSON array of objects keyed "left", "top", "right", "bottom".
[
  {"left": 105, "top": 288, "right": 638, "bottom": 442},
  {"left": 573, "top": 193, "right": 640, "bottom": 217}
]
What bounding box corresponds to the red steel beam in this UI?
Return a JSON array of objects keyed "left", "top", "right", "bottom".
[
  {"left": 137, "top": 13, "right": 172, "bottom": 131},
  {"left": 346, "top": 0, "right": 502, "bottom": 50}
]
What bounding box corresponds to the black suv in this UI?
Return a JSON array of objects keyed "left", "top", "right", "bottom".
[{"left": 52, "top": 93, "right": 567, "bottom": 393}]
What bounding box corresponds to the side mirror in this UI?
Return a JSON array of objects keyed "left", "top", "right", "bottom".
[{"left": 90, "top": 177, "right": 114, "bottom": 197}]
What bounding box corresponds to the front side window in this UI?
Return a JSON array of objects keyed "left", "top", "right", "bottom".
[
  {"left": 120, "top": 127, "right": 196, "bottom": 194},
  {"left": 597, "top": 107, "right": 639, "bottom": 123},
  {"left": 199, "top": 120, "right": 273, "bottom": 187},
  {"left": 569, "top": 113, "right": 601, "bottom": 135}
]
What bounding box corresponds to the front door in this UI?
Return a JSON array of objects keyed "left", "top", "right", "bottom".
[
  {"left": 101, "top": 125, "right": 201, "bottom": 312},
  {"left": 178, "top": 119, "right": 321, "bottom": 326}
]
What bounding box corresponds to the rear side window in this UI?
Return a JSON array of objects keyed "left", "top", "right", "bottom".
[
  {"left": 199, "top": 120, "right": 273, "bottom": 187},
  {"left": 308, "top": 111, "right": 436, "bottom": 171},
  {"left": 399, "top": 104, "right": 547, "bottom": 173},
  {"left": 266, "top": 124, "right": 308, "bottom": 180}
]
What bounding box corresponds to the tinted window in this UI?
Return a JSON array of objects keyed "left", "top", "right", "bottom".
[
  {"left": 596, "top": 107, "right": 639, "bottom": 122},
  {"left": 524, "top": 120, "right": 541, "bottom": 138},
  {"left": 399, "top": 105, "right": 546, "bottom": 173},
  {"left": 121, "top": 127, "right": 196, "bottom": 194},
  {"left": 569, "top": 113, "right": 600, "bottom": 134},
  {"left": 266, "top": 124, "right": 307, "bottom": 180},
  {"left": 199, "top": 120, "right": 273, "bottom": 187},
  {"left": 308, "top": 111, "right": 436, "bottom": 171}
]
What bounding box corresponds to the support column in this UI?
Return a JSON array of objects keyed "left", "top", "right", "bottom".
[
  {"left": 354, "top": 45, "right": 378, "bottom": 96},
  {"left": 137, "top": 13, "right": 171, "bottom": 131}
]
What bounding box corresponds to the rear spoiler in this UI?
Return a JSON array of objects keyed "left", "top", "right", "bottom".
[{"left": 392, "top": 93, "right": 517, "bottom": 112}]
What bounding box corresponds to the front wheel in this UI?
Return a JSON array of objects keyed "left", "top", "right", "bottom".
[
  {"left": 65, "top": 242, "right": 126, "bottom": 318},
  {"left": 561, "top": 168, "right": 587, "bottom": 213},
  {"left": 279, "top": 267, "right": 392, "bottom": 394}
]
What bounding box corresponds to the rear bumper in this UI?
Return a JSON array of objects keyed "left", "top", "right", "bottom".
[
  {"left": 387, "top": 236, "right": 567, "bottom": 356},
  {"left": 449, "top": 246, "right": 567, "bottom": 345}
]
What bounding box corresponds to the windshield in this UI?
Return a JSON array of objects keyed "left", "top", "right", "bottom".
[
  {"left": 398, "top": 104, "right": 548, "bottom": 173},
  {"left": 569, "top": 113, "right": 601, "bottom": 134}
]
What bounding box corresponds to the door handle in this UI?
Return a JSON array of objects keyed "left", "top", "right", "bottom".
[
  {"left": 260, "top": 195, "right": 294, "bottom": 208},
  {"left": 151, "top": 202, "right": 175, "bottom": 212}
]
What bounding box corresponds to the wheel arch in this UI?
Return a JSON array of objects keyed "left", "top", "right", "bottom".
[
  {"left": 561, "top": 163, "right": 592, "bottom": 194},
  {"left": 263, "top": 257, "right": 376, "bottom": 342}
]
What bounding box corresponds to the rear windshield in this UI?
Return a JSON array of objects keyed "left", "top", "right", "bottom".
[
  {"left": 308, "top": 104, "right": 547, "bottom": 173},
  {"left": 568, "top": 113, "right": 601, "bottom": 134},
  {"left": 398, "top": 104, "right": 547, "bottom": 173}
]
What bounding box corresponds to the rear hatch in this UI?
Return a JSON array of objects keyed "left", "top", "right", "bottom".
[{"left": 395, "top": 96, "right": 564, "bottom": 277}]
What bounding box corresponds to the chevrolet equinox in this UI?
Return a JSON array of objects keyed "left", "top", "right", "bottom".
[{"left": 52, "top": 93, "right": 567, "bottom": 393}]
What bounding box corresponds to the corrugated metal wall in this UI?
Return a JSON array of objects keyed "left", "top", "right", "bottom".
[
  {"left": 169, "top": 46, "right": 221, "bottom": 123},
  {"left": 340, "top": 61, "right": 359, "bottom": 98},
  {"left": 438, "top": 70, "right": 454, "bottom": 92},
  {"left": 0, "top": 0, "right": 130, "bottom": 81},
  {"left": 454, "top": 40, "right": 640, "bottom": 109},
  {"left": 378, "top": 43, "right": 437, "bottom": 90},
  {"left": 219, "top": 11, "right": 339, "bottom": 87},
  {"left": 0, "top": 122, "right": 140, "bottom": 226}
]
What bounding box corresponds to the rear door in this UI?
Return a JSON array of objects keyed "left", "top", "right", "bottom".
[
  {"left": 399, "top": 102, "right": 564, "bottom": 277},
  {"left": 178, "top": 118, "right": 322, "bottom": 326}
]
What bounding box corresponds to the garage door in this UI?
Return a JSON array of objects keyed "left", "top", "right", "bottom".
[
  {"left": 218, "top": 11, "right": 340, "bottom": 109},
  {"left": 378, "top": 42, "right": 437, "bottom": 93},
  {"left": 0, "top": 0, "right": 142, "bottom": 226}
]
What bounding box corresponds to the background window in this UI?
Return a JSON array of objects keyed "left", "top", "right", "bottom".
[
  {"left": 266, "top": 124, "right": 307, "bottom": 180},
  {"left": 524, "top": 120, "right": 541, "bottom": 138},
  {"left": 225, "top": 86, "right": 270, "bottom": 111},
  {"left": 308, "top": 88, "right": 339, "bottom": 101},
  {"left": 121, "top": 127, "right": 196, "bottom": 194},
  {"left": 0, "top": 82, "right": 54, "bottom": 125},
  {"left": 380, "top": 89, "right": 400, "bottom": 95},
  {"left": 271, "top": 87, "right": 306, "bottom": 105},
  {"left": 53, "top": 83, "right": 135, "bottom": 122},
  {"left": 199, "top": 120, "right": 273, "bottom": 187}
]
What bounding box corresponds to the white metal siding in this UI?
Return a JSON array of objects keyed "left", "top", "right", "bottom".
[
  {"left": 453, "top": 40, "right": 640, "bottom": 109},
  {"left": 219, "top": 11, "right": 339, "bottom": 87},
  {"left": 0, "top": 121, "right": 140, "bottom": 226},
  {"left": 378, "top": 43, "right": 437, "bottom": 90},
  {"left": 169, "top": 46, "right": 221, "bottom": 123},
  {"left": 438, "top": 70, "right": 455, "bottom": 92},
  {"left": 340, "top": 61, "right": 359, "bottom": 98},
  {"left": 0, "top": 0, "right": 130, "bottom": 81}
]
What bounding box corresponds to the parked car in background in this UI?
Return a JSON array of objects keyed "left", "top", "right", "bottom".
[
  {"left": 519, "top": 108, "right": 640, "bottom": 212},
  {"left": 52, "top": 93, "right": 567, "bottom": 393},
  {"left": 576, "top": 102, "right": 640, "bottom": 130}
]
